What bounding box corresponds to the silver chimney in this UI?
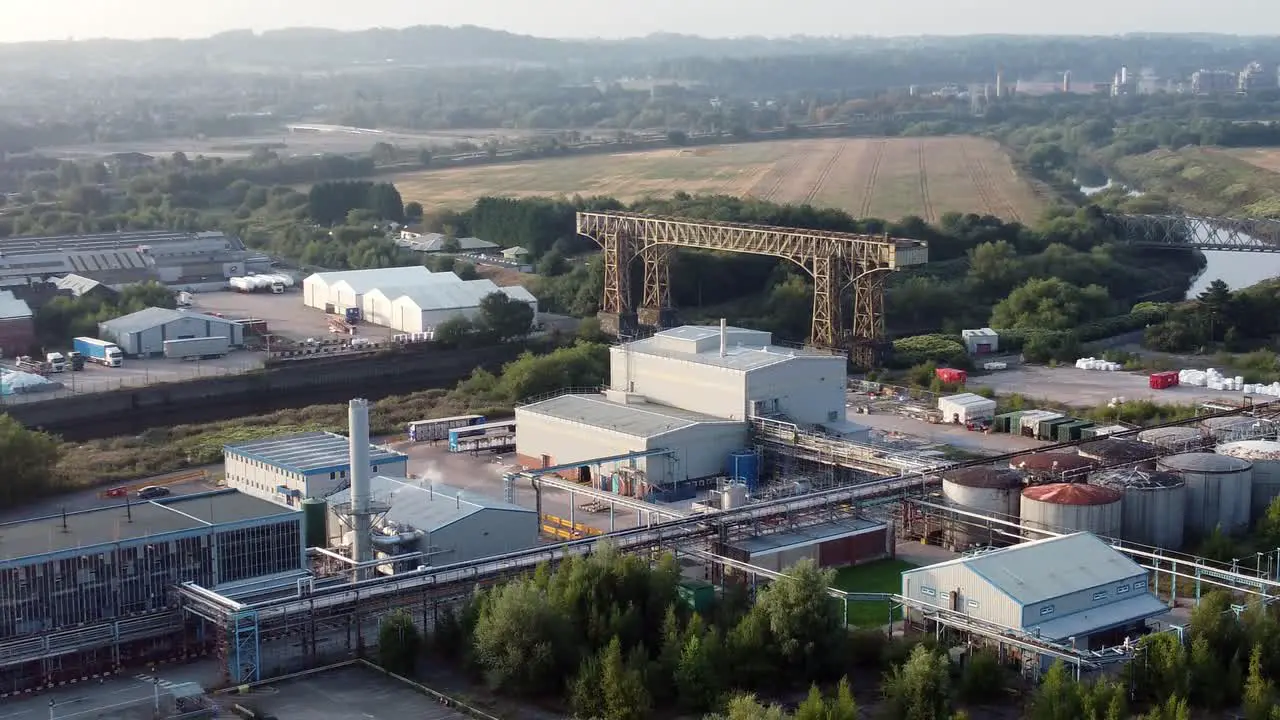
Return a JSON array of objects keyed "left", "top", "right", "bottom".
[
  {"left": 348, "top": 398, "right": 373, "bottom": 571},
  {"left": 719, "top": 318, "right": 727, "bottom": 357}
]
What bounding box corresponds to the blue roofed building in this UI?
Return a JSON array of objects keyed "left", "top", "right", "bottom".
[{"left": 224, "top": 431, "right": 408, "bottom": 504}]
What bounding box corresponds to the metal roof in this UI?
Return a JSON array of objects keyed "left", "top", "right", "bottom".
[
  {"left": 53, "top": 273, "right": 109, "bottom": 297},
  {"left": 1031, "top": 593, "right": 1168, "bottom": 642},
  {"left": 0, "top": 230, "right": 240, "bottom": 256},
  {"left": 730, "top": 518, "right": 884, "bottom": 555},
  {"left": 1013, "top": 453, "right": 1098, "bottom": 473},
  {"left": 225, "top": 431, "right": 407, "bottom": 475},
  {"left": 518, "top": 394, "right": 741, "bottom": 439},
  {"left": 393, "top": 279, "right": 536, "bottom": 312},
  {"left": 0, "top": 290, "right": 31, "bottom": 320},
  {"left": 622, "top": 326, "right": 837, "bottom": 372},
  {"left": 100, "top": 306, "right": 237, "bottom": 334},
  {"left": 943, "top": 466, "right": 1023, "bottom": 489},
  {"left": 1217, "top": 440, "right": 1280, "bottom": 461},
  {"left": 1022, "top": 483, "right": 1121, "bottom": 505},
  {"left": 907, "top": 533, "right": 1147, "bottom": 608},
  {"left": 305, "top": 267, "right": 435, "bottom": 294},
  {"left": 396, "top": 233, "right": 498, "bottom": 253},
  {"left": 327, "top": 475, "right": 532, "bottom": 534},
  {"left": 1158, "top": 452, "right": 1252, "bottom": 473},
  {"left": 0, "top": 490, "right": 297, "bottom": 562}
]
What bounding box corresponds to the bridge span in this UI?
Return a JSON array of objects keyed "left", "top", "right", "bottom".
[{"left": 1109, "top": 213, "right": 1280, "bottom": 252}]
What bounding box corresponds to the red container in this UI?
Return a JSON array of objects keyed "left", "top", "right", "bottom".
[
  {"left": 1149, "top": 371, "right": 1179, "bottom": 390},
  {"left": 936, "top": 368, "right": 968, "bottom": 384}
]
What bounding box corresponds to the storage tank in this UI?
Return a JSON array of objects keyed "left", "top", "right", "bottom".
[
  {"left": 1089, "top": 469, "right": 1186, "bottom": 549},
  {"left": 1157, "top": 452, "right": 1253, "bottom": 537},
  {"left": 1137, "top": 427, "right": 1205, "bottom": 453},
  {"left": 1216, "top": 440, "right": 1280, "bottom": 520},
  {"left": 1200, "top": 416, "right": 1263, "bottom": 443},
  {"left": 1021, "top": 483, "right": 1123, "bottom": 539},
  {"left": 302, "top": 497, "right": 328, "bottom": 548},
  {"left": 726, "top": 450, "right": 760, "bottom": 493},
  {"left": 1011, "top": 453, "right": 1097, "bottom": 483},
  {"left": 942, "top": 467, "right": 1024, "bottom": 550},
  {"left": 1078, "top": 438, "right": 1158, "bottom": 469}
]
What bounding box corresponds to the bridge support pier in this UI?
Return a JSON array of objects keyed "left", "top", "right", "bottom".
[
  {"left": 639, "top": 245, "right": 677, "bottom": 329},
  {"left": 850, "top": 269, "right": 892, "bottom": 368},
  {"left": 598, "top": 231, "right": 637, "bottom": 337}
]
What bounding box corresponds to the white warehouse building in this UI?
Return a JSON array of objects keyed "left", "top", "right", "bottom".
[
  {"left": 303, "top": 266, "right": 435, "bottom": 313},
  {"left": 387, "top": 279, "right": 537, "bottom": 334},
  {"left": 223, "top": 431, "right": 408, "bottom": 505},
  {"left": 99, "top": 306, "right": 245, "bottom": 357}
]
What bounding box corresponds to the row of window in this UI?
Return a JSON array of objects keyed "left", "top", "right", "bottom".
[
  {"left": 918, "top": 578, "right": 1151, "bottom": 617},
  {"left": 918, "top": 586, "right": 981, "bottom": 609}
]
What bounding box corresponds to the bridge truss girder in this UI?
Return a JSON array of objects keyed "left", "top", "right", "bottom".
[
  {"left": 577, "top": 212, "right": 928, "bottom": 363},
  {"left": 1108, "top": 214, "right": 1280, "bottom": 252}
]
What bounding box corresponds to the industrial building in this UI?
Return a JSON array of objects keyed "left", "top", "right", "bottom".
[
  {"left": 303, "top": 266, "right": 437, "bottom": 313},
  {"left": 901, "top": 533, "right": 1167, "bottom": 651},
  {"left": 0, "top": 230, "right": 269, "bottom": 290},
  {"left": 716, "top": 517, "right": 892, "bottom": 572},
  {"left": 395, "top": 231, "right": 499, "bottom": 254},
  {"left": 382, "top": 279, "right": 537, "bottom": 334},
  {"left": 0, "top": 490, "right": 304, "bottom": 693},
  {"left": 224, "top": 430, "right": 408, "bottom": 503},
  {"left": 53, "top": 273, "right": 118, "bottom": 300},
  {"left": 0, "top": 290, "right": 34, "bottom": 357},
  {"left": 961, "top": 328, "right": 999, "bottom": 354},
  {"left": 99, "top": 306, "right": 246, "bottom": 357},
  {"left": 325, "top": 475, "right": 539, "bottom": 568}
]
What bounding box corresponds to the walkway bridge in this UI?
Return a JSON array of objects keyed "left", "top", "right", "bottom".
[{"left": 1108, "top": 214, "right": 1280, "bottom": 252}]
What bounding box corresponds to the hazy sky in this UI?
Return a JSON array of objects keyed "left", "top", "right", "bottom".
[{"left": 1, "top": 0, "right": 1272, "bottom": 44}]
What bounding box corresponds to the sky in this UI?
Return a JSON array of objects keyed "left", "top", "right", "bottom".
[{"left": 0, "top": 0, "right": 1272, "bottom": 44}]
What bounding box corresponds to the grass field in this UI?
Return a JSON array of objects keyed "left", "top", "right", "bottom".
[
  {"left": 831, "top": 558, "right": 917, "bottom": 627},
  {"left": 1116, "top": 147, "right": 1280, "bottom": 217},
  {"left": 390, "top": 137, "right": 1044, "bottom": 222}
]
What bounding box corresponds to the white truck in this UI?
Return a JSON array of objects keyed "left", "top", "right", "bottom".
[
  {"left": 45, "top": 352, "right": 66, "bottom": 373},
  {"left": 163, "top": 336, "right": 230, "bottom": 360}
]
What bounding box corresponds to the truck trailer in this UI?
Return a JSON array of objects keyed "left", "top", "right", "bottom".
[
  {"left": 163, "top": 336, "right": 230, "bottom": 360},
  {"left": 73, "top": 337, "right": 124, "bottom": 367}
]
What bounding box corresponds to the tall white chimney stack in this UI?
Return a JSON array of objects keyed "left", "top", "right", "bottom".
[
  {"left": 719, "top": 318, "right": 727, "bottom": 357},
  {"left": 348, "top": 398, "right": 373, "bottom": 571}
]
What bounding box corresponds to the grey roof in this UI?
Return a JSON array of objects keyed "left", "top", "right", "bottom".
[
  {"left": 622, "top": 325, "right": 837, "bottom": 372},
  {"left": 394, "top": 279, "right": 536, "bottom": 312},
  {"left": 906, "top": 533, "right": 1146, "bottom": 607},
  {"left": 1158, "top": 452, "right": 1252, "bottom": 473},
  {"left": 1032, "top": 593, "right": 1168, "bottom": 641},
  {"left": 53, "top": 273, "right": 110, "bottom": 297},
  {"left": 0, "top": 230, "right": 239, "bottom": 256},
  {"left": 517, "top": 394, "right": 740, "bottom": 439},
  {"left": 225, "top": 431, "right": 407, "bottom": 474},
  {"left": 327, "top": 475, "right": 532, "bottom": 534},
  {"left": 100, "top": 306, "right": 236, "bottom": 334},
  {"left": 0, "top": 490, "right": 297, "bottom": 562},
  {"left": 731, "top": 518, "right": 883, "bottom": 556},
  {"left": 397, "top": 233, "right": 498, "bottom": 253},
  {"left": 0, "top": 290, "right": 32, "bottom": 320},
  {"left": 306, "top": 267, "right": 435, "bottom": 294}
]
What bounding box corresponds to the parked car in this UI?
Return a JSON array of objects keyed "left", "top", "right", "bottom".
[
  {"left": 137, "top": 486, "right": 171, "bottom": 500},
  {"left": 102, "top": 486, "right": 128, "bottom": 498}
]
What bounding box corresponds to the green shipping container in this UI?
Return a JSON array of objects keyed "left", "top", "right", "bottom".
[
  {"left": 1039, "top": 417, "right": 1072, "bottom": 441},
  {"left": 677, "top": 579, "right": 716, "bottom": 614},
  {"left": 1063, "top": 421, "right": 1095, "bottom": 441}
]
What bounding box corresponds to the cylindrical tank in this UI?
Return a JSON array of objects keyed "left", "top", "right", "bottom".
[
  {"left": 1157, "top": 452, "right": 1253, "bottom": 537},
  {"left": 1078, "top": 438, "right": 1158, "bottom": 469},
  {"left": 302, "top": 497, "right": 328, "bottom": 548},
  {"left": 1216, "top": 440, "right": 1280, "bottom": 520},
  {"left": 942, "top": 467, "right": 1024, "bottom": 550},
  {"left": 726, "top": 450, "right": 760, "bottom": 493},
  {"left": 1089, "top": 469, "right": 1186, "bottom": 549},
  {"left": 1021, "top": 483, "right": 1123, "bottom": 539},
  {"left": 1011, "top": 453, "right": 1097, "bottom": 483},
  {"left": 1200, "top": 416, "right": 1262, "bottom": 443},
  {"left": 1137, "top": 427, "right": 1205, "bottom": 453}
]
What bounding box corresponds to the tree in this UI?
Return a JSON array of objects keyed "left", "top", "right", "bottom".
[
  {"left": 957, "top": 649, "right": 1005, "bottom": 703},
  {"left": 1026, "top": 661, "right": 1082, "bottom": 720},
  {"left": 600, "top": 636, "right": 651, "bottom": 720},
  {"left": 881, "top": 644, "right": 951, "bottom": 720},
  {"left": 477, "top": 292, "right": 535, "bottom": 342},
  {"left": 1196, "top": 279, "right": 1232, "bottom": 341},
  {"left": 470, "top": 580, "right": 571, "bottom": 694},
  {"left": 1126, "top": 632, "right": 1188, "bottom": 705},
  {"left": 990, "top": 277, "right": 1112, "bottom": 332},
  {"left": 404, "top": 201, "right": 424, "bottom": 220},
  {"left": 376, "top": 610, "right": 421, "bottom": 675},
  {"left": 433, "top": 316, "right": 474, "bottom": 348},
  {"left": 1244, "top": 645, "right": 1274, "bottom": 720},
  {"left": 707, "top": 694, "right": 789, "bottom": 720},
  {"left": 0, "top": 415, "right": 63, "bottom": 506},
  {"left": 418, "top": 149, "right": 433, "bottom": 167},
  {"left": 746, "top": 559, "right": 843, "bottom": 682},
  {"left": 675, "top": 623, "right": 726, "bottom": 713},
  {"left": 441, "top": 236, "right": 462, "bottom": 254},
  {"left": 1141, "top": 695, "right": 1190, "bottom": 720}
]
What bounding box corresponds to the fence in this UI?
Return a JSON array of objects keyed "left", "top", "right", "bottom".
[{"left": 1, "top": 358, "right": 263, "bottom": 406}]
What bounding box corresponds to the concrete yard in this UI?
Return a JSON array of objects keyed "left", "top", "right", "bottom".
[
  {"left": 232, "top": 665, "right": 473, "bottom": 720},
  {"left": 187, "top": 289, "right": 396, "bottom": 342},
  {"left": 0, "top": 351, "right": 265, "bottom": 404},
  {"left": 850, "top": 409, "right": 1046, "bottom": 454},
  {"left": 967, "top": 364, "right": 1265, "bottom": 408},
  {"left": 0, "top": 661, "right": 220, "bottom": 720}
]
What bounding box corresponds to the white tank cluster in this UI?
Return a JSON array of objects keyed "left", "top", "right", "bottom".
[
  {"left": 1215, "top": 440, "right": 1280, "bottom": 520},
  {"left": 1021, "top": 483, "right": 1123, "bottom": 540},
  {"left": 1074, "top": 357, "right": 1122, "bottom": 371},
  {"left": 1089, "top": 468, "right": 1186, "bottom": 550},
  {"left": 229, "top": 273, "right": 295, "bottom": 292},
  {"left": 1156, "top": 452, "right": 1252, "bottom": 537},
  {"left": 941, "top": 467, "right": 1024, "bottom": 550},
  {"left": 1177, "top": 368, "right": 1246, "bottom": 391}
]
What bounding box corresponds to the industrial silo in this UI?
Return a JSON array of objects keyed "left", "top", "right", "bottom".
[
  {"left": 1089, "top": 468, "right": 1186, "bottom": 549},
  {"left": 1137, "top": 427, "right": 1205, "bottom": 454},
  {"left": 302, "top": 497, "right": 328, "bottom": 548},
  {"left": 941, "top": 467, "right": 1024, "bottom": 550},
  {"left": 1078, "top": 438, "right": 1158, "bottom": 469},
  {"left": 1011, "top": 453, "right": 1098, "bottom": 484},
  {"left": 1157, "top": 453, "right": 1253, "bottom": 537},
  {"left": 1200, "top": 416, "right": 1264, "bottom": 444},
  {"left": 1216, "top": 440, "right": 1280, "bottom": 520},
  {"left": 1021, "top": 483, "right": 1123, "bottom": 540}
]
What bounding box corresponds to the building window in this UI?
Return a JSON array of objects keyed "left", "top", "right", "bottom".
[
  {"left": 1040, "top": 605, "right": 1055, "bottom": 616},
  {"left": 1133, "top": 580, "right": 1147, "bottom": 591},
  {"left": 1116, "top": 584, "right": 1131, "bottom": 594},
  {"left": 920, "top": 586, "right": 936, "bottom": 597},
  {"left": 372, "top": 465, "right": 378, "bottom": 472},
  {"left": 967, "top": 599, "right": 980, "bottom": 609},
  {"left": 330, "top": 472, "right": 336, "bottom": 480},
  {"left": 1092, "top": 590, "right": 1108, "bottom": 602}
]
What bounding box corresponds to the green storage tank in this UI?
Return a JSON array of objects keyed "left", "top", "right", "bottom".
[
  {"left": 677, "top": 579, "right": 715, "bottom": 614},
  {"left": 302, "top": 498, "right": 328, "bottom": 548}
]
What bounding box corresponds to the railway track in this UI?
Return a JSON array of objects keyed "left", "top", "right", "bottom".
[
  {"left": 917, "top": 140, "right": 936, "bottom": 223},
  {"left": 858, "top": 141, "right": 886, "bottom": 218},
  {"left": 802, "top": 142, "right": 847, "bottom": 206}
]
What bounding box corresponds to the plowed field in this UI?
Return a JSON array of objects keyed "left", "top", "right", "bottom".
[{"left": 391, "top": 136, "right": 1043, "bottom": 222}]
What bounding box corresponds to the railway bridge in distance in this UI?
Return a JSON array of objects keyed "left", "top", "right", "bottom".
[
  {"left": 575, "top": 211, "right": 929, "bottom": 367},
  {"left": 1107, "top": 214, "right": 1280, "bottom": 252}
]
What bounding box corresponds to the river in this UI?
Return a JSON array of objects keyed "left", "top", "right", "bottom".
[{"left": 1079, "top": 181, "right": 1280, "bottom": 297}]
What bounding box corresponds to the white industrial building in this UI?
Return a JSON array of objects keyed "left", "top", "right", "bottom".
[
  {"left": 516, "top": 324, "right": 857, "bottom": 489},
  {"left": 223, "top": 431, "right": 408, "bottom": 504},
  {"left": 961, "top": 328, "right": 1000, "bottom": 354},
  {"left": 387, "top": 279, "right": 537, "bottom": 333},
  {"left": 610, "top": 325, "right": 848, "bottom": 426},
  {"left": 325, "top": 475, "right": 538, "bottom": 567},
  {"left": 99, "top": 306, "right": 245, "bottom": 357},
  {"left": 303, "top": 266, "right": 436, "bottom": 313},
  {"left": 901, "top": 533, "right": 1166, "bottom": 651}
]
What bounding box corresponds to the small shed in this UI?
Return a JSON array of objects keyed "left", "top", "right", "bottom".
[
  {"left": 961, "top": 328, "right": 1000, "bottom": 355},
  {"left": 502, "top": 246, "right": 530, "bottom": 260},
  {"left": 938, "top": 393, "right": 997, "bottom": 424}
]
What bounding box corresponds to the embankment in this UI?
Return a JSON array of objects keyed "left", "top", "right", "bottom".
[{"left": 5, "top": 344, "right": 523, "bottom": 441}]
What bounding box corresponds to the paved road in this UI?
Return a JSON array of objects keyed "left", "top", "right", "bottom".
[
  {"left": 0, "top": 661, "right": 220, "bottom": 720},
  {"left": 0, "top": 473, "right": 223, "bottom": 524}
]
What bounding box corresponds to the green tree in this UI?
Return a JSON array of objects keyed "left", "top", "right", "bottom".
[
  {"left": 600, "top": 636, "right": 651, "bottom": 720},
  {"left": 376, "top": 610, "right": 421, "bottom": 675},
  {"left": 990, "top": 277, "right": 1112, "bottom": 332},
  {"left": 1126, "top": 632, "right": 1188, "bottom": 705},
  {"left": 1196, "top": 279, "right": 1232, "bottom": 341},
  {"left": 433, "top": 316, "right": 474, "bottom": 348},
  {"left": 707, "top": 694, "right": 789, "bottom": 720},
  {"left": 1026, "top": 661, "right": 1082, "bottom": 720},
  {"left": 747, "top": 559, "right": 843, "bottom": 682},
  {"left": 957, "top": 649, "right": 1005, "bottom": 703},
  {"left": 404, "top": 201, "right": 424, "bottom": 220},
  {"left": 1244, "top": 645, "right": 1274, "bottom": 720},
  {"left": 676, "top": 623, "right": 726, "bottom": 713},
  {"left": 441, "top": 235, "right": 462, "bottom": 254},
  {"left": 477, "top": 292, "right": 535, "bottom": 342},
  {"left": 1256, "top": 496, "right": 1280, "bottom": 550},
  {"left": 470, "top": 580, "right": 570, "bottom": 695},
  {"left": 1141, "top": 695, "right": 1190, "bottom": 720},
  {"left": 881, "top": 644, "right": 951, "bottom": 720},
  {"left": 0, "top": 415, "right": 63, "bottom": 506}
]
